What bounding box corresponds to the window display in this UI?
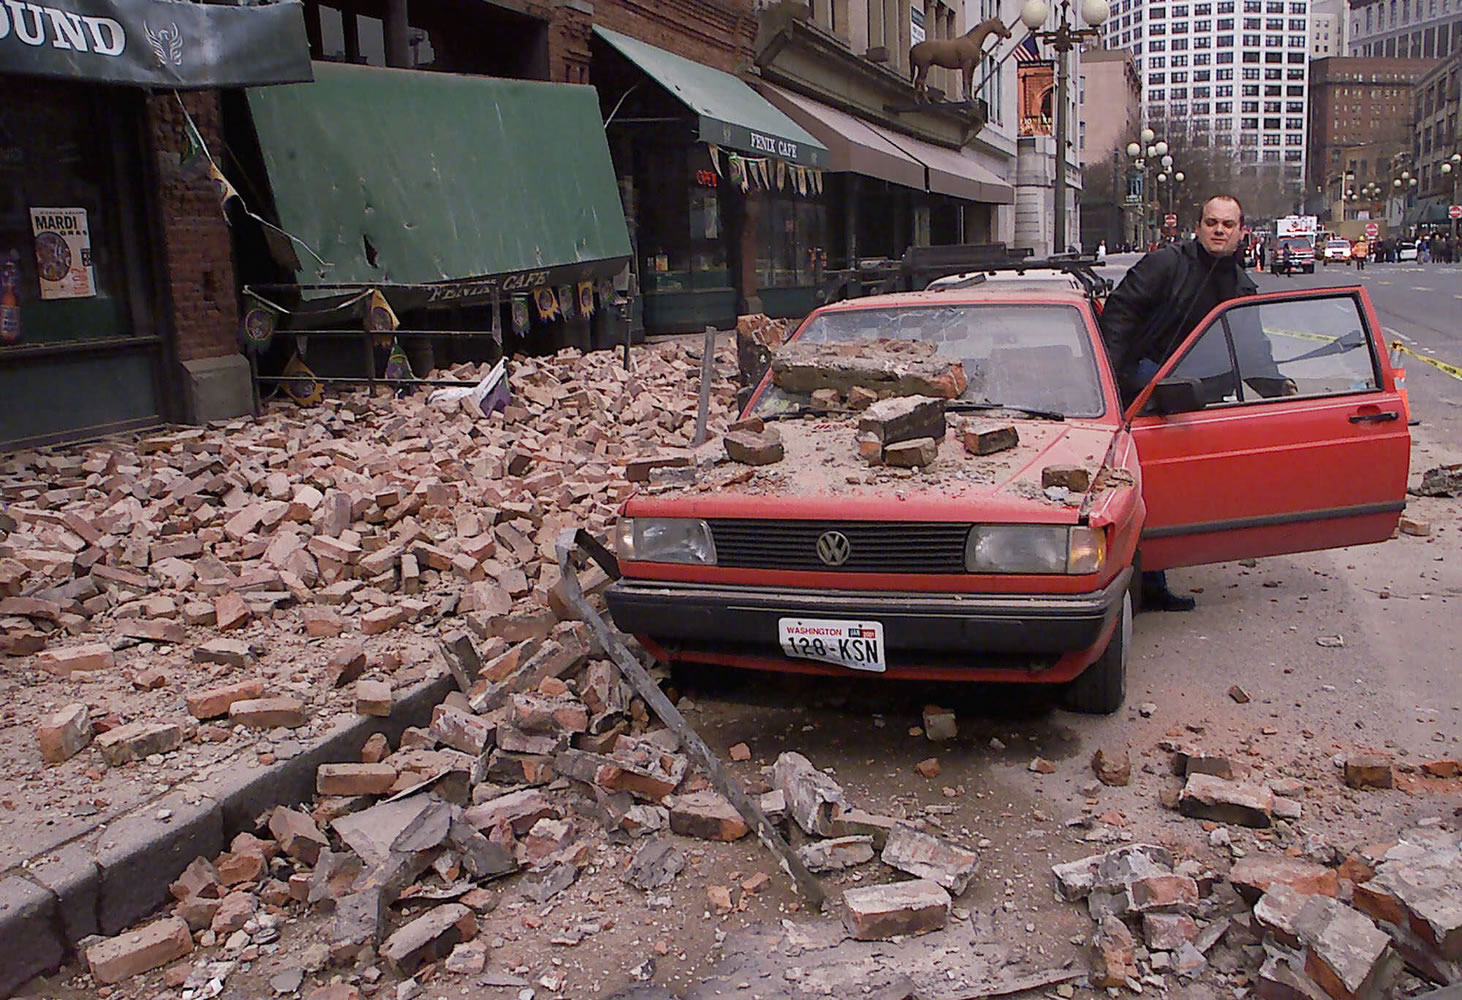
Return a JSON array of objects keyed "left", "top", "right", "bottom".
[
  {"left": 756, "top": 193, "right": 826, "bottom": 288},
  {"left": 638, "top": 146, "right": 728, "bottom": 293},
  {"left": 0, "top": 81, "right": 131, "bottom": 347}
]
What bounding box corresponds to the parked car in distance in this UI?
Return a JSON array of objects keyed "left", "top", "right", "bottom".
[
  {"left": 605, "top": 268, "right": 1410, "bottom": 715},
  {"left": 1397, "top": 240, "right": 1419, "bottom": 261},
  {"left": 1322, "top": 238, "right": 1353, "bottom": 264}
]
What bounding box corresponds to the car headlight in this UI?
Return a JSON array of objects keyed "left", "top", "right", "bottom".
[
  {"left": 615, "top": 517, "right": 717, "bottom": 565},
  {"left": 964, "top": 525, "right": 1106, "bottom": 574}
]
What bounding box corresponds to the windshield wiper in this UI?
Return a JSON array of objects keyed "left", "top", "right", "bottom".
[{"left": 945, "top": 401, "right": 1066, "bottom": 421}]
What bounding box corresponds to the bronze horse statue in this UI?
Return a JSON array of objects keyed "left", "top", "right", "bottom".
[{"left": 910, "top": 16, "right": 1013, "bottom": 102}]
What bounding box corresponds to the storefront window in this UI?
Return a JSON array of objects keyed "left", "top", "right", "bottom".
[
  {"left": 638, "top": 146, "right": 728, "bottom": 292},
  {"left": 0, "top": 80, "right": 131, "bottom": 348},
  {"left": 756, "top": 193, "right": 826, "bottom": 287}
]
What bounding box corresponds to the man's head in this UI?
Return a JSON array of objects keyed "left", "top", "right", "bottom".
[{"left": 1197, "top": 195, "right": 1244, "bottom": 257}]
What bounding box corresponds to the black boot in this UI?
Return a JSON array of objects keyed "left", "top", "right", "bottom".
[{"left": 1140, "top": 570, "right": 1196, "bottom": 612}]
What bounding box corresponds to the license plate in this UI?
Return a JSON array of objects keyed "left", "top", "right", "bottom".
[{"left": 777, "top": 617, "right": 886, "bottom": 673}]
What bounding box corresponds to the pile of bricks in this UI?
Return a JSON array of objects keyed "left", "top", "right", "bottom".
[
  {"left": 79, "top": 692, "right": 988, "bottom": 989},
  {"left": 1, "top": 341, "right": 735, "bottom": 744},
  {"left": 1052, "top": 739, "right": 1462, "bottom": 997}
]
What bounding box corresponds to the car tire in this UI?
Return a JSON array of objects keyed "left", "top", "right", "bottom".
[{"left": 1061, "top": 591, "right": 1130, "bottom": 715}]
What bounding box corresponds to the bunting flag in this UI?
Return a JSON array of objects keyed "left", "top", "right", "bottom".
[
  {"left": 280, "top": 352, "right": 323, "bottom": 406},
  {"left": 708, "top": 144, "right": 723, "bottom": 177},
  {"left": 776, "top": 160, "right": 787, "bottom": 191},
  {"left": 206, "top": 162, "right": 239, "bottom": 220},
  {"left": 813, "top": 169, "right": 823, "bottom": 195},
  {"left": 240, "top": 292, "right": 280, "bottom": 348},
  {"left": 598, "top": 278, "right": 616, "bottom": 309},
  {"left": 510, "top": 296, "right": 531, "bottom": 336},
  {"left": 533, "top": 286, "right": 559, "bottom": 321},
  {"left": 383, "top": 337, "right": 415, "bottom": 394},
  {"left": 557, "top": 284, "right": 576, "bottom": 321},
  {"left": 578, "top": 281, "right": 595, "bottom": 318},
  {"left": 180, "top": 115, "right": 206, "bottom": 171},
  {"left": 364, "top": 289, "right": 398, "bottom": 332}
]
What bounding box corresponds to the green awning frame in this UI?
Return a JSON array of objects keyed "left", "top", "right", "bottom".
[
  {"left": 245, "top": 62, "right": 631, "bottom": 302},
  {"left": 594, "top": 26, "right": 827, "bottom": 169}
]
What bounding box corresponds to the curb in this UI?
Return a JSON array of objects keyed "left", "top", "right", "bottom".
[{"left": 0, "top": 669, "right": 455, "bottom": 998}]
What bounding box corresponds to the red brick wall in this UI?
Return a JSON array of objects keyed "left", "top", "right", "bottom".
[
  {"left": 587, "top": 0, "right": 757, "bottom": 75},
  {"left": 147, "top": 91, "right": 239, "bottom": 363}
]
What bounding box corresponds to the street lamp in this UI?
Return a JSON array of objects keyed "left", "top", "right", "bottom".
[{"left": 1022, "top": 0, "right": 1110, "bottom": 256}]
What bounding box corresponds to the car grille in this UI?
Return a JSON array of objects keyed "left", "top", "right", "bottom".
[{"left": 708, "top": 520, "right": 971, "bottom": 573}]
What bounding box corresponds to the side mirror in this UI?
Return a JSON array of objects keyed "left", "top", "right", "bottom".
[{"left": 1151, "top": 377, "right": 1205, "bottom": 415}]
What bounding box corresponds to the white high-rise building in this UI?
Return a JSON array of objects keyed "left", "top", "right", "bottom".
[
  {"left": 1348, "top": 0, "right": 1462, "bottom": 58},
  {"left": 1099, "top": 0, "right": 1309, "bottom": 187}
]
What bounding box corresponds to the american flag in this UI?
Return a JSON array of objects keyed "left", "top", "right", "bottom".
[{"left": 1013, "top": 34, "right": 1046, "bottom": 62}]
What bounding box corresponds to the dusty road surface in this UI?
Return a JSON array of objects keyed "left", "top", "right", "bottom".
[{"left": 4, "top": 334, "right": 1461, "bottom": 1000}]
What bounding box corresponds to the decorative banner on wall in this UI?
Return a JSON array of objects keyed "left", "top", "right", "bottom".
[
  {"left": 364, "top": 289, "right": 398, "bottom": 332},
  {"left": 533, "top": 286, "right": 559, "bottom": 321},
  {"left": 510, "top": 296, "right": 531, "bottom": 336},
  {"left": 557, "top": 284, "right": 576, "bottom": 321},
  {"left": 29, "top": 208, "right": 96, "bottom": 300},
  {"left": 240, "top": 292, "right": 280, "bottom": 347},
  {"left": 577, "top": 281, "right": 594, "bottom": 318}
]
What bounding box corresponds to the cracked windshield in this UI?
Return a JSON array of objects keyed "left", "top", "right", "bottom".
[{"left": 750, "top": 303, "right": 1107, "bottom": 419}]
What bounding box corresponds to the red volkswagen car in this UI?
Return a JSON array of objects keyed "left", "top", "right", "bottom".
[{"left": 605, "top": 270, "right": 1410, "bottom": 714}]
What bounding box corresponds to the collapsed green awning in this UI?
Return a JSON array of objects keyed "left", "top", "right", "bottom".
[
  {"left": 0, "top": 0, "right": 311, "bottom": 88},
  {"left": 594, "top": 26, "right": 827, "bottom": 169},
  {"left": 246, "top": 62, "right": 632, "bottom": 302}
]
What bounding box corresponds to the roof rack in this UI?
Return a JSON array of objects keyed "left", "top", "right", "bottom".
[{"left": 816, "top": 244, "right": 1112, "bottom": 304}]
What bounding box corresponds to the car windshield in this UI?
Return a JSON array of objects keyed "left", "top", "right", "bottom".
[
  {"left": 1328, "top": 240, "right": 1348, "bottom": 248},
  {"left": 1279, "top": 237, "right": 1310, "bottom": 250},
  {"left": 750, "top": 303, "right": 1107, "bottom": 419}
]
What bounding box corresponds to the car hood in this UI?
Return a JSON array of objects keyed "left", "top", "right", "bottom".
[{"left": 625, "top": 415, "right": 1125, "bottom": 522}]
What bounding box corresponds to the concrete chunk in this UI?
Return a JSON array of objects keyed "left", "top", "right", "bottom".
[
  {"left": 95, "top": 721, "right": 182, "bottom": 765},
  {"left": 229, "top": 696, "right": 306, "bottom": 729},
  {"left": 858, "top": 395, "right": 947, "bottom": 446},
  {"left": 881, "top": 824, "right": 980, "bottom": 895},
  {"left": 666, "top": 790, "right": 749, "bottom": 842},
  {"left": 842, "top": 879, "right": 950, "bottom": 940},
  {"left": 37, "top": 642, "right": 114, "bottom": 676},
  {"left": 86, "top": 916, "right": 192, "bottom": 984},
  {"left": 797, "top": 835, "right": 875, "bottom": 872},
  {"left": 1230, "top": 855, "right": 1341, "bottom": 904},
  {"left": 960, "top": 421, "right": 1019, "bottom": 455},
  {"left": 1179, "top": 772, "right": 1274, "bottom": 828},
  {"left": 771, "top": 751, "right": 845, "bottom": 836},
  {"left": 883, "top": 436, "right": 939, "bottom": 468},
  {"left": 37, "top": 702, "right": 92, "bottom": 763},
  {"left": 1299, "top": 896, "right": 1401, "bottom": 1000},
  {"left": 723, "top": 428, "right": 784, "bottom": 466}
]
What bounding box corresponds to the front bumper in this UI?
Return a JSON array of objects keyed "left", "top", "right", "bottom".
[{"left": 605, "top": 569, "right": 1132, "bottom": 658}]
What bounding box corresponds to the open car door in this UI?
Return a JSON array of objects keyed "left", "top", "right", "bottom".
[{"left": 1125, "top": 287, "right": 1409, "bottom": 572}]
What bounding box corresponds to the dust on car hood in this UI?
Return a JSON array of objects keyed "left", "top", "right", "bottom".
[{"left": 631, "top": 414, "right": 1125, "bottom": 517}]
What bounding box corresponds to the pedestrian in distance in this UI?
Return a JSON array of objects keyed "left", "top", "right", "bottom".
[
  {"left": 1098, "top": 193, "right": 1294, "bottom": 612},
  {"left": 1351, "top": 239, "right": 1367, "bottom": 270},
  {"left": 1096, "top": 240, "right": 1108, "bottom": 263}
]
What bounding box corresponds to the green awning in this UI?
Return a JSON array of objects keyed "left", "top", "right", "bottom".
[
  {"left": 594, "top": 27, "right": 827, "bottom": 169},
  {"left": 246, "top": 62, "right": 631, "bottom": 302},
  {"left": 0, "top": 0, "right": 311, "bottom": 88}
]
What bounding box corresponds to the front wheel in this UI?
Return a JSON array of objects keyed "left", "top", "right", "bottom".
[{"left": 1060, "top": 591, "right": 1130, "bottom": 715}]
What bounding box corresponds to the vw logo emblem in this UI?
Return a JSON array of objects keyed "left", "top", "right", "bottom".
[{"left": 816, "top": 530, "right": 851, "bottom": 567}]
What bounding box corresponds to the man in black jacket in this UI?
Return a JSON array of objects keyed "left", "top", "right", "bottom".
[{"left": 1098, "top": 193, "right": 1283, "bottom": 612}]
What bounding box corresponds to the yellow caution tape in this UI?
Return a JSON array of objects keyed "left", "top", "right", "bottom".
[
  {"left": 1391, "top": 340, "right": 1462, "bottom": 381},
  {"left": 1270, "top": 329, "right": 1337, "bottom": 344}
]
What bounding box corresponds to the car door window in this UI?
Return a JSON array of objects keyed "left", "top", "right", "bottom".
[{"left": 1168, "top": 294, "right": 1378, "bottom": 405}]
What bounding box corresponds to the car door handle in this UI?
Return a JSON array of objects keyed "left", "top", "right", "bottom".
[{"left": 1348, "top": 410, "right": 1400, "bottom": 424}]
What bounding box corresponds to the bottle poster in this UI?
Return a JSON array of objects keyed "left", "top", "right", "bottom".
[{"left": 29, "top": 208, "right": 96, "bottom": 300}]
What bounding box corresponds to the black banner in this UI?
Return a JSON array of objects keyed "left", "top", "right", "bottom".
[{"left": 0, "top": 0, "right": 312, "bottom": 88}]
